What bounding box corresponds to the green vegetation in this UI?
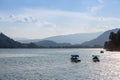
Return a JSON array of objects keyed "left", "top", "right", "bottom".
[{"left": 104, "top": 30, "right": 120, "bottom": 51}]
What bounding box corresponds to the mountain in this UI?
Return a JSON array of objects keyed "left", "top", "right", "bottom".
[
  {"left": 44, "top": 32, "right": 102, "bottom": 44},
  {"left": 81, "top": 28, "right": 120, "bottom": 47},
  {"left": 18, "top": 39, "right": 41, "bottom": 43},
  {"left": 0, "top": 33, "right": 38, "bottom": 48},
  {"left": 0, "top": 33, "right": 23, "bottom": 48},
  {"left": 18, "top": 32, "right": 102, "bottom": 44},
  {"left": 35, "top": 40, "right": 94, "bottom": 48},
  {"left": 35, "top": 40, "right": 72, "bottom": 47},
  {"left": 0, "top": 33, "right": 72, "bottom": 48},
  {"left": 0, "top": 32, "right": 106, "bottom": 48}
]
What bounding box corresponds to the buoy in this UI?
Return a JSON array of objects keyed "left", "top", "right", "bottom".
[{"left": 100, "top": 51, "right": 104, "bottom": 53}]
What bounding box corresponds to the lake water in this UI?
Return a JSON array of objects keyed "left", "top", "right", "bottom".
[{"left": 0, "top": 48, "right": 120, "bottom": 80}]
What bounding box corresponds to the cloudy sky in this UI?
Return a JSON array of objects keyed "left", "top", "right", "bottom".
[{"left": 0, "top": 0, "right": 120, "bottom": 39}]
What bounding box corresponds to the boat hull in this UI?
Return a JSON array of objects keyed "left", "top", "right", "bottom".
[
  {"left": 93, "top": 59, "right": 100, "bottom": 62},
  {"left": 71, "top": 58, "right": 81, "bottom": 62}
]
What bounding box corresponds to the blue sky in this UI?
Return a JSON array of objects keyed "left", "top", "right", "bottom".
[{"left": 0, "top": 0, "right": 120, "bottom": 39}]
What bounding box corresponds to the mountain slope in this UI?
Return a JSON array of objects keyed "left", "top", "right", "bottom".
[
  {"left": 35, "top": 40, "right": 71, "bottom": 47},
  {"left": 18, "top": 32, "right": 102, "bottom": 44},
  {"left": 0, "top": 33, "right": 38, "bottom": 48},
  {"left": 43, "top": 32, "right": 102, "bottom": 44},
  {"left": 0, "top": 33, "right": 23, "bottom": 48},
  {"left": 81, "top": 28, "right": 119, "bottom": 47}
]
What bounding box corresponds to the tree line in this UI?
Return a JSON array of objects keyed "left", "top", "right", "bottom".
[{"left": 104, "top": 30, "right": 120, "bottom": 51}]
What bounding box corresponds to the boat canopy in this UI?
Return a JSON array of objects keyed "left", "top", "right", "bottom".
[
  {"left": 92, "top": 54, "right": 100, "bottom": 57},
  {"left": 71, "top": 55, "right": 79, "bottom": 57}
]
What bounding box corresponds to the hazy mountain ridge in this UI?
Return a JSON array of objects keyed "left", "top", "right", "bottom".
[
  {"left": 35, "top": 40, "right": 72, "bottom": 47},
  {"left": 81, "top": 28, "right": 120, "bottom": 47},
  {"left": 0, "top": 32, "right": 100, "bottom": 48},
  {"left": 19, "top": 32, "right": 102, "bottom": 44},
  {"left": 0, "top": 28, "right": 119, "bottom": 48},
  {"left": 0, "top": 33, "right": 75, "bottom": 48},
  {"left": 43, "top": 32, "right": 102, "bottom": 44}
]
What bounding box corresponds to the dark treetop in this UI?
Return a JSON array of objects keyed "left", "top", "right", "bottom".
[{"left": 104, "top": 29, "right": 120, "bottom": 51}]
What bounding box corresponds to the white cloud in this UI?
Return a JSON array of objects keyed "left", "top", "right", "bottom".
[
  {"left": 89, "top": 0, "right": 105, "bottom": 15},
  {"left": 35, "top": 21, "right": 56, "bottom": 28},
  {"left": 90, "top": 5, "right": 103, "bottom": 14},
  {"left": 98, "top": 17, "right": 120, "bottom": 22},
  {"left": 0, "top": 8, "right": 120, "bottom": 39}
]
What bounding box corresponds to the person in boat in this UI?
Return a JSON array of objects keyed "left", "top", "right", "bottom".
[
  {"left": 71, "top": 55, "right": 81, "bottom": 62},
  {"left": 93, "top": 56, "right": 98, "bottom": 59},
  {"left": 92, "top": 55, "right": 100, "bottom": 62}
]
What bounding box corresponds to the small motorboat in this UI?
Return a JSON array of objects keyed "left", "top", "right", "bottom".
[
  {"left": 92, "top": 54, "right": 100, "bottom": 62},
  {"left": 71, "top": 55, "right": 81, "bottom": 63},
  {"left": 100, "top": 51, "right": 104, "bottom": 53}
]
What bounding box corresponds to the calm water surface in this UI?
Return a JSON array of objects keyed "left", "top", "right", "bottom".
[{"left": 0, "top": 48, "right": 120, "bottom": 80}]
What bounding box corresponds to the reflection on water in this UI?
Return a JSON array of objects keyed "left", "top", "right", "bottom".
[{"left": 0, "top": 48, "right": 120, "bottom": 80}]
